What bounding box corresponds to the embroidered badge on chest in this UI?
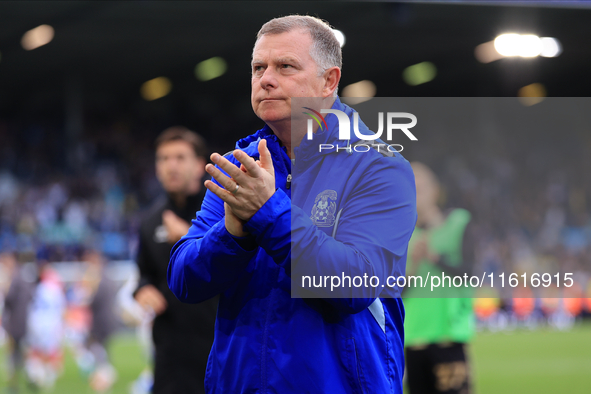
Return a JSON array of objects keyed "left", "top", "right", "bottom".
[{"left": 311, "top": 190, "right": 337, "bottom": 227}]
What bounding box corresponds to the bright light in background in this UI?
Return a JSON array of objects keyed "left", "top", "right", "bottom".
[
  {"left": 493, "top": 33, "right": 521, "bottom": 57},
  {"left": 341, "top": 80, "right": 376, "bottom": 105},
  {"left": 474, "top": 41, "right": 503, "bottom": 63},
  {"left": 540, "top": 37, "right": 562, "bottom": 57},
  {"left": 518, "top": 82, "right": 547, "bottom": 106},
  {"left": 332, "top": 29, "right": 345, "bottom": 48},
  {"left": 402, "top": 61, "right": 437, "bottom": 86},
  {"left": 140, "top": 77, "right": 172, "bottom": 101},
  {"left": 519, "top": 35, "right": 543, "bottom": 57},
  {"left": 476, "top": 34, "right": 562, "bottom": 63},
  {"left": 495, "top": 33, "right": 542, "bottom": 57},
  {"left": 195, "top": 57, "right": 227, "bottom": 81},
  {"left": 21, "top": 24, "right": 55, "bottom": 51}
]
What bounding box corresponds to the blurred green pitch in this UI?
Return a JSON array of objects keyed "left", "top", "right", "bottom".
[
  {"left": 471, "top": 322, "right": 591, "bottom": 394},
  {"left": 2, "top": 324, "right": 590, "bottom": 394},
  {"left": 0, "top": 333, "right": 148, "bottom": 394}
]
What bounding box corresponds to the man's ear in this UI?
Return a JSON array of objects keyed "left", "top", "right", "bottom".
[{"left": 322, "top": 67, "right": 341, "bottom": 97}]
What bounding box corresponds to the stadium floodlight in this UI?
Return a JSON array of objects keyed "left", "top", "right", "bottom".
[
  {"left": 540, "top": 37, "right": 562, "bottom": 57},
  {"left": 493, "top": 33, "right": 561, "bottom": 58},
  {"left": 341, "top": 80, "right": 376, "bottom": 105},
  {"left": 21, "top": 24, "right": 55, "bottom": 51},
  {"left": 402, "top": 61, "right": 437, "bottom": 86},
  {"left": 332, "top": 29, "right": 346, "bottom": 48},
  {"left": 195, "top": 57, "right": 227, "bottom": 82},
  {"left": 140, "top": 77, "right": 172, "bottom": 101},
  {"left": 518, "top": 35, "right": 543, "bottom": 57}
]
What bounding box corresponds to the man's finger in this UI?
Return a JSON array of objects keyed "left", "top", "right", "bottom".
[
  {"left": 233, "top": 150, "right": 263, "bottom": 178},
  {"left": 258, "top": 139, "right": 274, "bottom": 175},
  {"left": 204, "top": 179, "right": 238, "bottom": 204},
  {"left": 205, "top": 163, "right": 241, "bottom": 193},
  {"left": 210, "top": 153, "right": 248, "bottom": 183},
  {"left": 241, "top": 161, "right": 263, "bottom": 174}
]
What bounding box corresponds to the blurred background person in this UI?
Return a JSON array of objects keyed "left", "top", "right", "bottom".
[
  {"left": 82, "top": 248, "right": 119, "bottom": 392},
  {"left": 24, "top": 258, "right": 67, "bottom": 390},
  {"left": 133, "top": 126, "right": 217, "bottom": 394},
  {"left": 116, "top": 267, "right": 154, "bottom": 394},
  {"left": 404, "top": 162, "right": 476, "bottom": 394},
  {"left": 1, "top": 252, "right": 36, "bottom": 394}
]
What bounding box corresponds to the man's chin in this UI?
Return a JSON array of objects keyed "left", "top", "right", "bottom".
[
  {"left": 164, "top": 185, "right": 185, "bottom": 195},
  {"left": 256, "top": 110, "right": 290, "bottom": 125}
]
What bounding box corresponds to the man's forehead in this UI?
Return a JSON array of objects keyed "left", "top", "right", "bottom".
[
  {"left": 252, "top": 30, "right": 312, "bottom": 57},
  {"left": 251, "top": 55, "right": 301, "bottom": 65},
  {"left": 156, "top": 140, "right": 194, "bottom": 154}
]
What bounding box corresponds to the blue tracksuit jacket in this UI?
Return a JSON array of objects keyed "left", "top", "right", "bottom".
[{"left": 168, "top": 98, "right": 417, "bottom": 393}]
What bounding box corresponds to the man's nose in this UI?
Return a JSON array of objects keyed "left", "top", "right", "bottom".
[
  {"left": 259, "top": 67, "right": 278, "bottom": 90},
  {"left": 167, "top": 158, "right": 181, "bottom": 169}
]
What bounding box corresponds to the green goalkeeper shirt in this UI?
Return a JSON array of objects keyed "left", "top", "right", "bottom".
[{"left": 404, "top": 208, "right": 475, "bottom": 346}]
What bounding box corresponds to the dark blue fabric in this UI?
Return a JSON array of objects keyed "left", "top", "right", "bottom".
[{"left": 168, "top": 98, "right": 417, "bottom": 394}]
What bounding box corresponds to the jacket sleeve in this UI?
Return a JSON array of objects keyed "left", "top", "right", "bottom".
[
  {"left": 167, "top": 171, "right": 259, "bottom": 304},
  {"left": 244, "top": 156, "right": 417, "bottom": 314}
]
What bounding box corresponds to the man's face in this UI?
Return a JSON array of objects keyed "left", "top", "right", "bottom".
[
  {"left": 155, "top": 140, "right": 204, "bottom": 194},
  {"left": 251, "top": 29, "right": 329, "bottom": 126}
]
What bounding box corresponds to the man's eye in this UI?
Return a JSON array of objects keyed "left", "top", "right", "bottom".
[{"left": 281, "top": 64, "right": 293, "bottom": 68}]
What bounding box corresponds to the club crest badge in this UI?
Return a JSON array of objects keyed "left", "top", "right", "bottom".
[{"left": 311, "top": 190, "right": 337, "bottom": 227}]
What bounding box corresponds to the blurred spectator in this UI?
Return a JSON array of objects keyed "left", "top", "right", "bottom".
[
  {"left": 117, "top": 268, "right": 154, "bottom": 394},
  {"left": 404, "top": 162, "right": 476, "bottom": 394},
  {"left": 83, "top": 249, "right": 119, "bottom": 392},
  {"left": 1, "top": 253, "right": 36, "bottom": 394},
  {"left": 133, "top": 126, "right": 217, "bottom": 394},
  {"left": 25, "top": 260, "right": 66, "bottom": 390}
]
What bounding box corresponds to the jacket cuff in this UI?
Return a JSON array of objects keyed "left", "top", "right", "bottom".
[
  {"left": 216, "top": 220, "right": 259, "bottom": 254},
  {"left": 230, "top": 233, "right": 258, "bottom": 251},
  {"left": 244, "top": 188, "right": 290, "bottom": 238}
]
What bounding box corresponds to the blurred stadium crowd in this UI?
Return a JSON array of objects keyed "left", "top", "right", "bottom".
[
  {"left": 0, "top": 117, "right": 169, "bottom": 262},
  {"left": 408, "top": 100, "right": 591, "bottom": 299},
  {"left": 1, "top": 107, "right": 590, "bottom": 271}
]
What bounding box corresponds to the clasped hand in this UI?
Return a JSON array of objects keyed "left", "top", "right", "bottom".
[{"left": 204, "top": 139, "right": 275, "bottom": 237}]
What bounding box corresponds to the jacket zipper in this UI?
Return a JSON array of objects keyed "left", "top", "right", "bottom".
[{"left": 286, "top": 174, "right": 292, "bottom": 189}]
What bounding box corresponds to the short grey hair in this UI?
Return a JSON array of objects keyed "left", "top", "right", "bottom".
[{"left": 254, "top": 15, "right": 342, "bottom": 95}]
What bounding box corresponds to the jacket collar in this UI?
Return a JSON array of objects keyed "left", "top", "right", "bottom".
[
  {"left": 294, "top": 97, "right": 372, "bottom": 162},
  {"left": 235, "top": 124, "right": 291, "bottom": 176},
  {"left": 234, "top": 97, "right": 374, "bottom": 166},
  {"left": 235, "top": 124, "right": 278, "bottom": 150}
]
